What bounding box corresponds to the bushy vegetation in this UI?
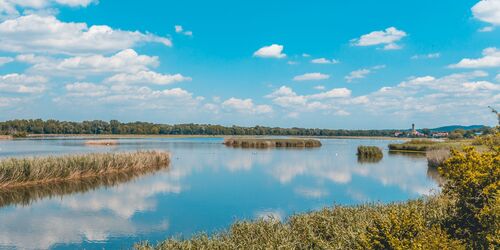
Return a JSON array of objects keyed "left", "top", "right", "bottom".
[
  {"left": 0, "top": 151, "right": 169, "bottom": 188},
  {"left": 136, "top": 146, "right": 499, "bottom": 249},
  {"left": 426, "top": 148, "right": 450, "bottom": 168},
  {"left": 0, "top": 119, "right": 398, "bottom": 137},
  {"left": 357, "top": 146, "right": 383, "bottom": 159},
  {"left": 223, "top": 138, "right": 322, "bottom": 148}
]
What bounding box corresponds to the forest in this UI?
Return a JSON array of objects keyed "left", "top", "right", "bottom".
[{"left": 0, "top": 119, "right": 399, "bottom": 137}]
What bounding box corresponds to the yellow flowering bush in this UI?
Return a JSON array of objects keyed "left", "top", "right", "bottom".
[{"left": 439, "top": 146, "right": 499, "bottom": 249}]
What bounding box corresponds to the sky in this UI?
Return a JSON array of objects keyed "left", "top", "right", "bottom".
[{"left": 0, "top": 0, "right": 499, "bottom": 129}]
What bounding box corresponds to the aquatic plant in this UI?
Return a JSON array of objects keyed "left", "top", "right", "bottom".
[
  {"left": 223, "top": 138, "right": 322, "bottom": 148},
  {"left": 426, "top": 148, "right": 450, "bottom": 168},
  {"left": 0, "top": 151, "right": 169, "bottom": 188},
  {"left": 357, "top": 146, "right": 383, "bottom": 162}
]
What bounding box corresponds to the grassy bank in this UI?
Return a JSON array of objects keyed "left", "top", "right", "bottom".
[
  {"left": 0, "top": 151, "right": 169, "bottom": 188},
  {"left": 135, "top": 196, "right": 461, "bottom": 249},
  {"left": 388, "top": 139, "right": 472, "bottom": 152},
  {"left": 224, "top": 138, "right": 322, "bottom": 148}
]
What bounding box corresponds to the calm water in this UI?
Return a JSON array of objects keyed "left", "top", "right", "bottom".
[{"left": 0, "top": 138, "right": 438, "bottom": 249}]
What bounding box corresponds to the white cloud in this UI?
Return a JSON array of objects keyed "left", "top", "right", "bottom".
[
  {"left": 0, "top": 0, "right": 96, "bottom": 20},
  {"left": 0, "top": 14, "right": 172, "bottom": 55},
  {"left": 345, "top": 69, "right": 370, "bottom": 82},
  {"left": 351, "top": 27, "right": 407, "bottom": 50},
  {"left": 266, "top": 85, "right": 351, "bottom": 112},
  {"left": 479, "top": 26, "right": 494, "bottom": 32},
  {"left": 174, "top": 25, "right": 192, "bottom": 36},
  {"left": 0, "top": 96, "right": 21, "bottom": 107},
  {"left": 293, "top": 72, "right": 330, "bottom": 81},
  {"left": 308, "top": 88, "right": 351, "bottom": 99},
  {"left": 104, "top": 71, "right": 192, "bottom": 85},
  {"left": 313, "top": 85, "right": 325, "bottom": 90},
  {"left": 311, "top": 58, "right": 339, "bottom": 64},
  {"left": 222, "top": 97, "right": 273, "bottom": 114},
  {"left": 27, "top": 49, "right": 159, "bottom": 76},
  {"left": 0, "top": 73, "right": 47, "bottom": 93},
  {"left": 65, "top": 82, "right": 107, "bottom": 97},
  {"left": 450, "top": 47, "right": 500, "bottom": 68},
  {"left": 253, "top": 44, "right": 286, "bottom": 59},
  {"left": 411, "top": 53, "right": 441, "bottom": 59},
  {"left": 302, "top": 53, "right": 311, "bottom": 57},
  {"left": 496, "top": 73, "right": 500, "bottom": 82},
  {"left": 345, "top": 65, "right": 385, "bottom": 82},
  {"left": 472, "top": 0, "right": 500, "bottom": 26},
  {"left": 0, "top": 56, "right": 13, "bottom": 66}
]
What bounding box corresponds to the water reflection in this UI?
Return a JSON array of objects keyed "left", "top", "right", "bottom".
[
  {"left": 0, "top": 138, "right": 439, "bottom": 249},
  {"left": 0, "top": 167, "right": 169, "bottom": 209}
]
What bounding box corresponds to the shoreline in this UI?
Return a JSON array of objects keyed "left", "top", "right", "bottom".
[{"left": 14, "top": 134, "right": 407, "bottom": 140}]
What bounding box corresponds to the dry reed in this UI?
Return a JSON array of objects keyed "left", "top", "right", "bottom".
[
  {"left": 0, "top": 151, "right": 169, "bottom": 188},
  {"left": 84, "top": 139, "right": 119, "bottom": 146},
  {"left": 224, "top": 138, "right": 322, "bottom": 148},
  {"left": 426, "top": 148, "right": 450, "bottom": 168}
]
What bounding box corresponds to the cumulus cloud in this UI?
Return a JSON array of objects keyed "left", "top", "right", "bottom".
[
  {"left": 450, "top": 47, "right": 500, "bottom": 68},
  {"left": 345, "top": 65, "right": 385, "bottom": 82},
  {"left": 0, "top": 14, "right": 172, "bottom": 55},
  {"left": 174, "top": 25, "right": 192, "bottom": 36},
  {"left": 293, "top": 72, "right": 330, "bottom": 81},
  {"left": 27, "top": 49, "right": 160, "bottom": 76},
  {"left": 0, "top": 0, "right": 96, "bottom": 20},
  {"left": 65, "top": 82, "right": 107, "bottom": 97},
  {"left": 351, "top": 27, "right": 407, "bottom": 50},
  {"left": 472, "top": 0, "right": 500, "bottom": 26},
  {"left": 311, "top": 58, "right": 339, "bottom": 64},
  {"left": 0, "top": 73, "right": 47, "bottom": 93},
  {"left": 221, "top": 97, "right": 273, "bottom": 114},
  {"left": 104, "top": 71, "right": 192, "bottom": 85},
  {"left": 253, "top": 44, "right": 286, "bottom": 59}
]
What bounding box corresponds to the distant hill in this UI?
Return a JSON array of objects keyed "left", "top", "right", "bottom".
[{"left": 429, "top": 125, "right": 486, "bottom": 132}]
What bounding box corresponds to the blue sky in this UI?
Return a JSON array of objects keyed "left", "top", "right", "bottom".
[{"left": 0, "top": 0, "right": 499, "bottom": 129}]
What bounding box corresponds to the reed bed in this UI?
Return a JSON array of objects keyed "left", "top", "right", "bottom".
[
  {"left": 223, "top": 138, "right": 322, "bottom": 148},
  {"left": 84, "top": 139, "right": 119, "bottom": 146},
  {"left": 357, "top": 146, "right": 383, "bottom": 162},
  {"left": 0, "top": 166, "right": 167, "bottom": 208},
  {"left": 426, "top": 148, "right": 451, "bottom": 168},
  {"left": 135, "top": 196, "right": 459, "bottom": 250},
  {"left": 0, "top": 151, "right": 169, "bottom": 188},
  {"left": 387, "top": 139, "right": 468, "bottom": 152}
]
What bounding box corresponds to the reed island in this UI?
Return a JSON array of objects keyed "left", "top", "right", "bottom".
[
  {"left": 223, "top": 138, "right": 322, "bottom": 148},
  {"left": 0, "top": 151, "right": 170, "bottom": 188}
]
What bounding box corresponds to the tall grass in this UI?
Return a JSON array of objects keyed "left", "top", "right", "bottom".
[
  {"left": 224, "top": 138, "right": 322, "bottom": 148},
  {"left": 135, "top": 196, "right": 460, "bottom": 250},
  {"left": 0, "top": 151, "right": 169, "bottom": 188},
  {"left": 357, "top": 146, "right": 383, "bottom": 162},
  {"left": 426, "top": 148, "right": 450, "bottom": 168}
]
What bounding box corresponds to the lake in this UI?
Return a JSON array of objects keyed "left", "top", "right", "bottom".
[{"left": 0, "top": 137, "right": 439, "bottom": 249}]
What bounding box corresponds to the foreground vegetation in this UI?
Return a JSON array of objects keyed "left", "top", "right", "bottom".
[
  {"left": 137, "top": 137, "right": 499, "bottom": 249},
  {"left": 224, "top": 138, "right": 322, "bottom": 148},
  {"left": 0, "top": 151, "right": 169, "bottom": 188}
]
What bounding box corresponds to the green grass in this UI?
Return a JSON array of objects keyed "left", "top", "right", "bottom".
[
  {"left": 135, "top": 196, "right": 461, "bottom": 250},
  {"left": 223, "top": 138, "right": 322, "bottom": 148},
  {"left": 388, "top": 139, "right": 472, "bottom": 152},
  {"left": 0, "top": 151, "right": 169, "bottom": 188}
]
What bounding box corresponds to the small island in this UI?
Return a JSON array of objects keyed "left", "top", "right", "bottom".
[{"left": 223, "top": 138, "right": 322, "bottom": 148}]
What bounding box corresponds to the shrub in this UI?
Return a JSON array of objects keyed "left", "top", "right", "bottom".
[
  {"left": 357, "top": 146, "right": 383, "bottom": 160},
  {"left": 439, "top": 147, "right": 500, "bottom": 248}
]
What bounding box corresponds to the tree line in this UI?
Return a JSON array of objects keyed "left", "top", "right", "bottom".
[{"left": 0, "top": 119, "right": 398, "bottom": 137}]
